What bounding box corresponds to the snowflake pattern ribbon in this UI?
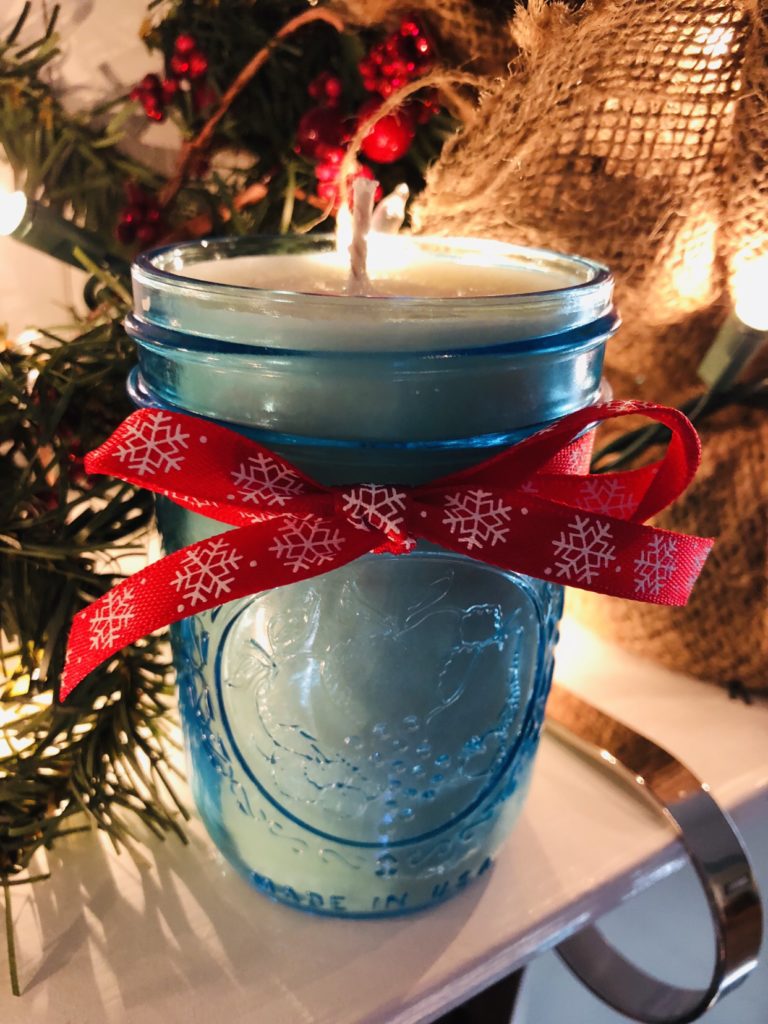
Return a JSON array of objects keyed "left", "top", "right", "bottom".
[{"left": 60, "top": 400, "right": 714, "bottom": 700}]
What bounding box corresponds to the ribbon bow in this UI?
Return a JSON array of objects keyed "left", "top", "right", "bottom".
[{"left": 61, "top": 400, "right": 713, "bottom": 699}]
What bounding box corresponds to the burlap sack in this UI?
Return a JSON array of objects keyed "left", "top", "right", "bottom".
[{"left": 413, "top": 0, "right": 768, "bottom": 690}]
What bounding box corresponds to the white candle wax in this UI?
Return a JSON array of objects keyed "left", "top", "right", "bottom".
[{"left": 181, "top": 247, "right": 576, "bottom": 298}]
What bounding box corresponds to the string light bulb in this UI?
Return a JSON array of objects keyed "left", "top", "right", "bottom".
[
  {"left": 732, "top": 254, "right": 768, "bottom": 332},
  {"left": 698, "top": 251, "right": 768, "bottom": 391},
  {"left": 0, "top": 187, "right": 129, "bottom": 274},
  {"left": 0, "top": 190, "right": 27, "bottom": 235}
]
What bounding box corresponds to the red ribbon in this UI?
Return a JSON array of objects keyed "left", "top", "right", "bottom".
[{"left": 60, "top": 400, "right": 713, "bottom": 700}]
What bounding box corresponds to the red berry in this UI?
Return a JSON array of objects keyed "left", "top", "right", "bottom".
[
  {"left": 316, "top": 179, "right": 339, "bottom": 205},
  {"left": 161, "top": 77, "right": 179, "bottom": 102},
  {"left": 188, "top": 51, "right": 208, "bottom": 80},
  {"left": 413, "top": 102, "right": 433, "bottom": 125},
  {"left": 308, "top": 71, "right": 343, "bottom": 107},
  {"left": 294, "top": 107, "right": 348, "bottom": 160},
  {"left": 359, "top": 104, "right": 415, "bottom": 163},
  {"left": 136, "top": 223, "right": 160, "bottom": 246},
  {"left": 169, "top": 53, "right": 190, "bottom": 77},
  {"left": 322, "top": 145, "right": 345, "bottom": 165},
  {"left": 116, "top": 220, "right": 136, "bottom": 245},
  {"left": 315, "top": 161, "right": 337, "bottom": 184},
  {"left": 122, "top": 203, "right": 145, "bottom": 223},
  {"left": 314, "top": 146, "right": 346, "bottom": 179},
  {"left": 131, "top": 73, "right": 167, "bottom": 119},
  {"left": 140, "top": 73, "right": 162, "bottom": 92},
  {"left": 174, "top": 33, "right": 197, "bottom": 56},
  {"left": 117, "top": 185, "right": 164, "bottom": 247},
  {"left": 413, "top": 91, "right": 440, "bottom": 124},
  {"left": 399, "top": 19, "right": 421, "bottom": 38}
]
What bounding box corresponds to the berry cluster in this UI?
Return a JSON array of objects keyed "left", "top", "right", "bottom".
[
  {"left": 115, "top": 183, "right": 164, "bottom": 247},
  {"left": 128, "top": 16, "right": 439, "bottom": 217},
  {"left": 130, "top": 73, "right": 177, "bottom": 122},
  {"left": 168, "top": 32, "right": 209, "bottom": 81},
  {"left": 295, "top": 91, "right": 384, "bottom": 208},
  {"left": 359, "top": 16, "right": 434, "bottom": 98},
  {"left": 295, "top": 16, "right": 438, "bottom": 208},
  {"left": 130, "top": 33, "right": 213, "bottom": 123}
]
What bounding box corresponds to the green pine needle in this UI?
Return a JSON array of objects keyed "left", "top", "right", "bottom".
[{"left": 3, "top": 876, "right": 19, "bottom": 997}]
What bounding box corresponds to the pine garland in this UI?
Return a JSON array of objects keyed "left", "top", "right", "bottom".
[{"left": 0, "top": 280, "right": 187, "bottom": 994}]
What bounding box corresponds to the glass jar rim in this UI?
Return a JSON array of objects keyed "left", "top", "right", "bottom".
[
  {"left": 131, "top": 235, "right": 617, "bottom": 355},
  {"left": 133, "top": 234, "right": 613, "bottom": 313}
]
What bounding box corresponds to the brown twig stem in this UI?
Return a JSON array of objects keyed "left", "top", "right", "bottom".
[{"left": 159, "top": 8, "right": 344, "bottom": 209}]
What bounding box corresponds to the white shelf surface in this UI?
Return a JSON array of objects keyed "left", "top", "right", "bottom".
[{"left": 4, "top": 619, "right": 767, "bottom": 1023}]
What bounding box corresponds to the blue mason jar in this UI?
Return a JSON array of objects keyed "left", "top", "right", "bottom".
[{"left": 126, "top": 235, "right": 617, "bottom": 917}]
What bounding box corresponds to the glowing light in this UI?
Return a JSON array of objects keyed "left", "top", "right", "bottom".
[
  {"left": 732, "top": 254, "right": 768, "bottom": 330},
  {"left": 0, "top": 189, "right": 28, "bottom": 236},
  {"left": 9, "top": 328, "right": 44, "bottom": 357},
  {"left": 334, "top": 194, "right": 417, "bottom": 278},
  {"left": 336, "top": 210, "right": 531, "bottom": 286},
  {"left": 16, "top": 328, "right": 41, "bottom": 347},
  {"left": 334, "top": 200, "right": 353, "bottom": 255},
  {"left": 669, "top": 214, "right": 718, "bottom": 307},
  {"left": 694, "top": 24, "right": 735, "bottom": 60},
  {"left": 8, "top": 674, "right": 31, "bottom": 699},
  {"left": 0, "top": 690, "right": 53, "bottom": 761}
]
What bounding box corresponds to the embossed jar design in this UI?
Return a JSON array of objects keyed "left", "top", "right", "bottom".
[{"left": 126, "top": 236, "right": 617, "bottom": 917}]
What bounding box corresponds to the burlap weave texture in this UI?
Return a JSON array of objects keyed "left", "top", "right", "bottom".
[{"left": 411, "top": 0, "right": 768, "bottom": 689}]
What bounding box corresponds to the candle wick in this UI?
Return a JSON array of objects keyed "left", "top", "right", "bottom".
[{"left": 347, "top": 178, "right": 377, "bottom": 296}]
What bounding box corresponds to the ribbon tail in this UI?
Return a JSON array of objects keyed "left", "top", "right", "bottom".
[{"left": 60, "top": 518, "right": 374, "bottom": 701}]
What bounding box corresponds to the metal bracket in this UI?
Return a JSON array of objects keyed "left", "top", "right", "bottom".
[{"left": 546, "top": 682, "right": 763, "bottom": 1024}]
